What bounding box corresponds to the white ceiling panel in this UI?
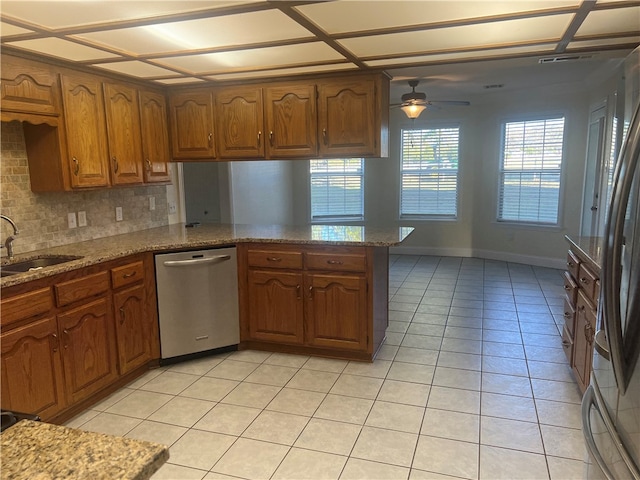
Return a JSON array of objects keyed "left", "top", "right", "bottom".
[
  {"left": 340, "top": 14, "right": 572, "bottom": 57},
  {"left": 73, "top": 10, "right": 314, "bottom": 55},
  {"left": 575, "top": 7, "right": 640, "bottom": 36},
  {"left": 92, "top": 61, "right": 180, "bottom": 78},
  {"left": 155, "top": 77, "right": 206, "bottom": 85},
  {"left": 5, "top": 38, "right": 120, "bottom": 61},
  {"left": 156, "top": 42, "right": 345, "bottom": 74},
  {"left": 0, "top": 1, "right": 260, "bottom": 29},
  {"left": 206, "top": 63, "right": 358, "bottom": 81},
  {"left": 0, "top": 22, "right": 33, "bottom": 36},
  {"left": 366, "top": 44, "right": 558, "bottom": 67},
  {"left": 569, "top": 36, "right": 640, "bottom": 49},
  {"left": 296, "top": 1, "right": 580, "bottom": 35}
]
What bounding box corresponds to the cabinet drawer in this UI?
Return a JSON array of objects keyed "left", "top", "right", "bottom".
[
  {"left": 55, "top": 271, "right": 110, "bottom": 307},
  {"left": 566, "top": 250, "right": 580, "bottom": 280},
  {"left": 563, "top": 295, "right": 576, "bottom": 337},
  {"left": 1, "top": 287, "right": 54, "bottom": 327},
  {"left": 305, "top": 251, "right": 366, "bottom": 272},
  {"left": 577, "top": 263, "right": 598, "bottom": 304},
  {"left": 562, "top": 324, "right": 573, "bottom": 365},
  {"left": 111, "top": 261, "right": 144, "bottom": 289},
  {"left": 247, "top": 249, "right": 303, "bottom": 269},
  {"left": 562, "top": 271, "right": 578, "bottom": 305}
]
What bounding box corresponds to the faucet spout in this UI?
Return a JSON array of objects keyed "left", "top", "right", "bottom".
[{"left": 0, "top": 215, "right": 19, "bottom": 260}]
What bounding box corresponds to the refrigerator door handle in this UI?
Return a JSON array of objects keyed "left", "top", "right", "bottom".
[
  {"left": 594, "top": 330, "right": 610, "bottom": 361},
  {"left": 582, "top": 386, "right": 617, "bottom": 480},
  {"left": 602, "top": 100, "right": 640, "bottom": 394}
]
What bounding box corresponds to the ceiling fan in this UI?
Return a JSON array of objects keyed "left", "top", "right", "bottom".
[{"left": 393, "top": 80, "right": 470, "bottom": 119}]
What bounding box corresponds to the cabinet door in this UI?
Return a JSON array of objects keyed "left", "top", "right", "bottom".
[
  {"left": 1, "top": 55, "right": 60, "bottom": 115},
  {"left": 113, "top": 284, "right": 151, "bottom": 375},
  {"left": 305, "top": 273, "right": 367, "bottom": 351},
  {"left": 61, "top": 73, "right": 110, "bottom": 188},
  {"left": 572, "top": 291, "right": 596, "bottom": 393},
  {"left": 265, "top": 85, "right": 317, "bottom": 158},
  {"left": 0, "top": 317, "right": 66, "bottom": 420},
  {"left": 169, "top": 91, "right": 215, "bottom": 159},
  {"left": 58, "top": 297, "right": 118, "bottom": 404},
  {"left": 103, "top": 82, "right": 144, "bottom": 185},
  {"left": 139, "top": 90, "right": 171, "bottom": 183},
  {"left": 215, "top": 86, "right": 264, "bottom": 158},
  {"left": 318, "top": 79, "right": 376, "bottom": 157},
  {"left": 247, "top": 269, "right": 304, "bottom": 344}
]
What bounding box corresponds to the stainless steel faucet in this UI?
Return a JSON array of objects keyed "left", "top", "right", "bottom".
[{"left": 0, "top": 215, "right": 19, "bottom": 260}]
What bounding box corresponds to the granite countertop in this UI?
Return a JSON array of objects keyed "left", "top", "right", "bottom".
[
  {"left": 0, "top": 223, "right": 414, "bottom": 287},
  {"left": 565, "top": 234, "right": 603, "bottom": 273},
  {"left": 0, "top": 420, "right": 168, "bottom": 480}
]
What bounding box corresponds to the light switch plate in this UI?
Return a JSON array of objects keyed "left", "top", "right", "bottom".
[
  {"left": 115, "top": 206, "right": 123, "bottom": 222},
  {"left": 168, "top": 201, "right": 177, "bottom": 215},
  {"left": 77, "top": 211, "right": 87, "bottom": 227},
  {"left": 67, "top": 212, "right": 77, "bottom": 229}
]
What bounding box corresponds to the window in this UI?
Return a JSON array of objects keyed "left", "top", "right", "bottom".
[
  {"left": 310, "top": 158, "right": 364, "bottom": 221},
  {"left": 498, "top": 116, "right": 565, "bottom": 224},
  {"left": 400, "top": 127, "right": 460, "bottom": 218}
]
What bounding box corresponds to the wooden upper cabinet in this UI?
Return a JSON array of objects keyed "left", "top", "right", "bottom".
[
  {"left": 61, "top": 73, "right": 111, "bottom": 188},
  {"left": 139, "top": 90, "right": 171, "bottom": 183},
  {"left": 215, "top": 86, "right": 264, "bottom": 159},
  {"left": 103, "top": 82, "right": 144, "bottom": 185},
  {"left": 0, "top": 54, "right": 61, "bottom": 117},
  {"left": 169, "top": 90, "right": 215, "bottom": 160},
  {"left": 318, "top": 75, "right": 389, "bottom": 158},
  {"left": 265, "top": 84, "right": 317, "bottom": 158}
]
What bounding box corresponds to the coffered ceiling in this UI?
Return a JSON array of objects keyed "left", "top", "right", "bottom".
[{"left": 1, "top": 0, "right": 639, "bottom": 96}]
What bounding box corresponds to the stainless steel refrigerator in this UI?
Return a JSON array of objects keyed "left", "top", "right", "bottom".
[{"left": 582, "top": 47, "right": 640, "bottom": 479}]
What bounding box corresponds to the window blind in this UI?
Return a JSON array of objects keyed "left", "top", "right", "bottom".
[
  {"left": 400, "top": 127, "right": 459, "bottom": 217},
  {"left": 498, "top": 117, "right": 565, "bottom": 224},
  {"left": 310, "top": 158, "right": 364, "bottom": 220}
]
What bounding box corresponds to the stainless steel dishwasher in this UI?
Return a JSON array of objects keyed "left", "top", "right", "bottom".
[{"left": 155, "top": 246, "right": 239, "bottom": 361}]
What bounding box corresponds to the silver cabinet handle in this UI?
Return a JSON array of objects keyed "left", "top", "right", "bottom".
[
  {"left": 72, "top": 157, "right": 79, "bottom": 175},
  {"left": 163, "top": 255, "right": 230, "bottom": 267}
]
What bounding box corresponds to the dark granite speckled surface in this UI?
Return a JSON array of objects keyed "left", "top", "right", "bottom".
[
  {"left": 0, "top": 223, "right": 414, "bottom": 287},
  {"left": 0, "top": 420, "right": 168, "bottom": 480},
  {"left": 565, "top": 234, "right": 603, "bottom": 273}
]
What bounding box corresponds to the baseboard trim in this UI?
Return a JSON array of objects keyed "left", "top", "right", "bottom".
[{"left": 390, "top": 245, "right": 565, "bottom": 269}]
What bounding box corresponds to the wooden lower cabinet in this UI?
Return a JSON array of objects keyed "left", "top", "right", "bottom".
[
  {"left": 305, "top": 273, "right": 367, "bottom": 351},
  {"left": 113, "top": 283, "right": 151, "bottom": 375},
  {"left": 0, "top": 316, "right": 66, "bottom": 419},
  {"left": 240, "top": 243, "right": 388, "bottom": 361},
  {"left": 573, "top": 291, "right": 596, "bottom": 390},
  {"left": 58, "top": 296, "right": 118, "bottom": 405}
]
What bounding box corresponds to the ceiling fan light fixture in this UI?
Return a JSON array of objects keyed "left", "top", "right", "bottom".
[{"left": 401, "top": 103, "right": 427, "bottom": 119}]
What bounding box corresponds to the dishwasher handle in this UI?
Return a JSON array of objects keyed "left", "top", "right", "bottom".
[{"left": 163, "top": 255, "right": 231, "bottom": 267}]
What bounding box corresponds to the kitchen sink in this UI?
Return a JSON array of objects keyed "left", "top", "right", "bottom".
[{"left": 1, "top": 255, "right": 83, "bottom": 275}]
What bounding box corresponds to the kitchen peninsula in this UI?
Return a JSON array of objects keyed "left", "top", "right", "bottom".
[{"left": 0, "top": 223, "right": 412, "bottom": 424}]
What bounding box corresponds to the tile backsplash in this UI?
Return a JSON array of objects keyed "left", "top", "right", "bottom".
[{"left": 0, "top": 121, "right": 169, "bottom": 257}]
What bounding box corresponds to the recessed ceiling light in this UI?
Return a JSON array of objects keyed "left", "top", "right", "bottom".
[{"left": 539, "top": 54, "right": 595, "bottom": 63}]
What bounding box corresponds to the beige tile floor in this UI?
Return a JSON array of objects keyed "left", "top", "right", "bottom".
[{"left": 66, "top": 255, "right": 587, "bottom": 480}]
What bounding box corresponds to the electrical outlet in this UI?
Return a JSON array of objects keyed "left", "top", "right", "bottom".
[
  {"left": 115, "top": 206, "right": 123, "bottom": 222},
  {"left": 168, "top": 201, "right": 177, "bottom": 215},
  {"left": 67, "top": 212, "right": 77, "bottom": 229},
  {"left": 149, "top": 196, "right": 156, "bottom": 211},
  {"left": 77, "top": 211, "right": 87, "bottom": 227}
]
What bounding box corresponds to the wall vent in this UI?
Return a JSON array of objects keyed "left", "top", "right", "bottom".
[
  {"left": 483, "top": 84, "right": 504, "bottom": 89},
  {"left": 539, "top": 54, "right": 594, "bottom": 64}
]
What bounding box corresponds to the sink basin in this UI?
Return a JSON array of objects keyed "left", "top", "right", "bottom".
[{"left": 1, "top": 255, "right": 83, "bottom": 275}]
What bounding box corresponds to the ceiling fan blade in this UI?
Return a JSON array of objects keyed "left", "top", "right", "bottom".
[{"left": 427, "top": 100, "right": 471, "bottom": 106}]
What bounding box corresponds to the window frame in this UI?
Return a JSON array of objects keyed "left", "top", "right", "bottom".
[
  {"left": 496, "top": 114, "right": 567, "bottom": 226},
  {"left": 399, "top": 124, "right": 461, "bottom": 220},
  {"left": 309, "top": 158, "right": 365, "bottom": 223}
]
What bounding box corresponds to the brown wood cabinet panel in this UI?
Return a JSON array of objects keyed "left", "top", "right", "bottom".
[
  {"left": 1, "top": 55, "right": 60, "bottom": 116},
  {"left": 55, "top": 271, "right": 110, "bottom": 307},
  {"left": 247, "top": 249, "right": 303, "bottom": 270},
  {"left": 305, "top": 250, "right": 366, "bottom": 272},
  {"left": 562, "top": 324, "right": 573, "bottom": 365},
  {"left": 318, "top": 78, "right": 376, "bottom": 157},
  {"left": 305, "top": 273, "right": 367, "bottom": 351},
  {"left": 573, "top": 291, "right": 596, "bottom": 393},
  {"left": 247, "top": 270, "right": 304, "bottom": 344},
  {"left": 103, "top": 82, "right": 144, "bottom": 185},
  {"left": 215, "top": 86, "right": 264, "bottom": 158},
  {"left": 0, "top": 287, "right": 53, "bottom": 328},
  {"left": 61, "top": 73, "right": 110, "bottom": 188},
  {"left": 577, "top": 263, "right": 598, "bottom": 304},
  {"left": 566, "top": 250, "right": 580, "bottom": 281},
  {"left": 111, "top": 261, "right": 144, "bottom": 290},
  {"left": 169, "top": 90, "right": 215, "bottom": 159},
  {"left": 0, "top": 316, "right": 66, "bottom": 419},
  {"left": 113, "top": 284, "right": 150, "bottom": 375},
  {"left": 58, "top": 296, "right": 118, "bottom": 404},
  {"left": 139, "top": 90, "right": 171, "bottom": 183},
  {"left": 563, "top": 271, "right": 578, "bottom": 305},
  {"left": 563, "top": 295, "right": 576, "bottom": 337},
  {"left": 265, "top": 84, "right": 317, "bottom": 158}
]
